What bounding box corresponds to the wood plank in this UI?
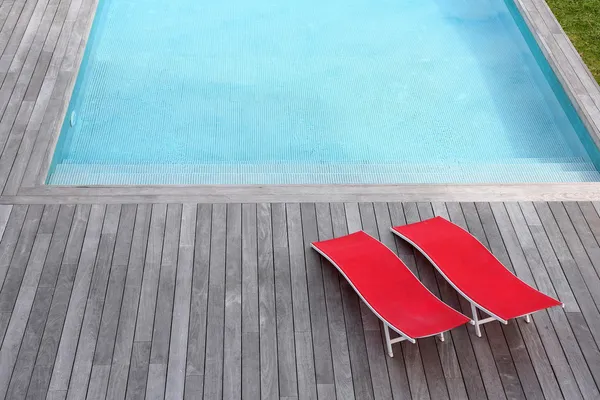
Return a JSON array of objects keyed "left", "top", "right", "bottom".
[
  {"left": 23, "top": 0, "right": 72, "bottom": 105},
  {"left": 0, "top": 204, "right": 42, "bottom": 306},
  {"left": 534, "top": 201, "right": 600, "bottom": 313},
  {"left": 535, "top": 202, "right": 600, "bottom": 350},
  {"left": 0, "top": 204, "right": 42, "bottom": 342},
  {"left": 46, "top": 204, "right": 105, "bottom": 393},
  {"left": 580, "top": 202, "right": 600, "bottom": 242},
  {"left": 66, "top": 204, "right": 121, "bottom": 399},
  {"left": 7, "top": 285, "right": 53, "bottom": 400},
  {"left": 86, "top": 365, "right": 110, "bottom": 400},
  {"left": 430, "top": 202, "right": 490, "bottom": 400},
  {"left": 454, "top": 203, "right": 524, "bottom": 398},
  {"left": 271, "top": 203, "right": 298, "bottom": 398},
  {"left": 443, "top": 202, "right": 507, "bottom": 400},
  {"left": 0, "top": 87, "right": 30, "bottom": 165},
  {"left": 300, "top": 203, "right": 334, "bottom": 390},
  {"left": 106, "top": 204, "right": 151, "bottom": 400},
  {"left": 563, "top": 310, "right": 600, "bottom": 396},
  {"left": 92, "top": 265, "right": 127, "bottom": 365},
  {"left": 407, "top": 203, "right": 453, "bottom": 400},
  {"left": 0, "top": 0, "right": 63, "bottom": 140},
  {"left": 388, "top": 203, "right": 417, "bottom": 276},
  {"left": 356, "top": 202, "right": 394, "bottom": 400},
  {"left": 241, "top": 203, "right": 260, "bottom": 400},
  {"left": 0, "top": 0, "right": 37, "bottom": 74},
  {"left": 343, "top": 203, "right": 361, "bottom": 233},
  {"left": 223, "top": 203, "right": 242, "bottom": 400},
  {"left": 547, "top": 202, "right": 600, "bottom": 309},
  {"left": 0, "top": 206, "right": 53, "bottom": 399},
  {"left": 519, "top": 202, "right": 579, "bottom": 310},
  {"left": 0, "top": 205, "right": 12, "bottom": 241},
  {"left": 416, "top": 203, "right": 469, "bottom": 400},
  {"left": 5, "top": 205, "right": 66, "bottom": 400},
  {"left": 0, "top": 0, "right": 61, "bottom": 195},
  {"left": 0, "top": 0, "right": 27, "bottom": 57},
  {"left": 203, "top": 203, "right": 227, "bottom": 399},
  {"left": 147, "top": 203, "right": 182, "bottom": 399},
  {"left": 346, "top": 201, "right": 383, "bottom": 377},
  {"left": 388, "top": 202, "right": 435, "bottom": 400},
  {"left": 330, "top": 202, "right": 374, "bottom": 400},
  {"left": 125, "top": 341, "right": 151, "bottom": 400},
  {"left": 0, "top": 205, "right": 26, "bottom": 296},
  {"left": 25, "top": 205, "right": 90, "bottom": 399},
  {"left": 111, "top": 204, "right": 136, "bottom": 267},
  {"left": 286, "top": 203, "right": 312, "bottom": 333},
  {"left": 185, "top": 204, "right": 211, "bottom": 398},
  {"left": 0, "top": 101, "right": 34, "bottom": 194},
  {"left": 37, "top": 204, "right": 59, "bottom": 234},
  {"left": 563, "top": 202, "right": 600, "bottom": 279},
  {"left": 0, "top": 1, "right": 17, "bottom": 33},
  {"left": 93, "top": 205, "right": 136, "bottom": 366},
  {"left": 398, "top": 202, "right": 469, "bottom": 400},
  {"left": 371, "top": 202, "right": 413, "bottom": 400},
  {"left": 146, "top": 364, "right": 166, "bottom": 400},
  {"left": 286, "top": 203, "right": 317, "bottom": 400},
  {"left": 257, "top": 203, "right": 278, "bottom": 400},
  {"left": 315, "top": 202, "right": 355, "bottom": 400},
  {"left": 11, "top": 182, "right": 600, "bottom": 205},
  {"left": 518, "top": 202, "right": 600, "bottom": 399},
  {"left": 134, "top": 204, "right": 167, "bottom": 343},
  {"left": 535, "top": 201, "right": 600, "bottom": 373},
  {"left": 294, "top": 330, "right": 318, "bottom": 400},
  {"left": 487, "top": 202, "right": 563, "bottom": 400},
  {"left": 37, "top": 205, "right": 75, "bottom": 288},
  {"left": 165, "top": 204, "right": 196, "bottom": 400},
  {"left": 461, "top": 203, "right": 528, "bottom": 400},
  {"left": 60, "top": 204, "right": 90, "bottom": 265}
]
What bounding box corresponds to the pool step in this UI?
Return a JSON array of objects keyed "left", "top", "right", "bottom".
[{"left": 48, "top": 158, "right": 600, "bottom": 185}]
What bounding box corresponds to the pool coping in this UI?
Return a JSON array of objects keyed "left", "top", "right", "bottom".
[{"left": 6, "top": 0, "right": 600, "bottom": 204}]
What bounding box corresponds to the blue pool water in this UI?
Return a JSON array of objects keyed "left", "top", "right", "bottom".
[{"left": 47, "top": 0, "right": 600, "bottom": 184}]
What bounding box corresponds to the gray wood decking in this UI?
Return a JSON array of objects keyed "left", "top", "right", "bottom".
[
  {"left": 1, "top": 0, "right": 600, "bottom": 397},
  {"left": 0, "top": 201, "right": 599, "bottom": 399}
]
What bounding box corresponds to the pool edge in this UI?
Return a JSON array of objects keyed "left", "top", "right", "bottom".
[
  {"left": 14, "top": 0, "right": 600, "bottom": 202},
  {"left": 5, "top": 182, "right": 600, "bottom": 204}
]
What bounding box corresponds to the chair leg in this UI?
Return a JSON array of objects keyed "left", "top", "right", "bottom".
[
  {"left": 525, "top": 314, "right": 531, "bottom": 323},
  {"left": 439, "top": 332, "right": 445, "bottom": 342},
  {"left": 384, "top": 324, "right": 394, "bottom": 357},
  {"left": 471, "top": 303, "right": 482, "bottom": 337}
]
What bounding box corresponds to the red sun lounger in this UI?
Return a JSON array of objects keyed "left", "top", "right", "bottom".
[
  {"left": 391, "top": 217, "right": 563, "bottom": 337},
  {"left": 312, "top": 231, "right": 470, "bottom": 357}
]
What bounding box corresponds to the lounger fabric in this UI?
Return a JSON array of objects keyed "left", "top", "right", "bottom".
[
  {"left": 312, "top": 231, "right": 469, "bottom": 339},
  {"left": 392, "top": 217, "right": 562, "bottom": 321}
]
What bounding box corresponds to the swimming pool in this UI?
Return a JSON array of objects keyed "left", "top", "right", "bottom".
[{"left": 46, "top": 0, "right": 600, "bottom": 185}]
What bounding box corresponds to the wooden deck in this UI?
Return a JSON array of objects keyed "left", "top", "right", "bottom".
[
  {"left": 0, "top": 201, "right": 598, "bottom": 399},
  {"left": 1, "top": 0, "right": 600, "bottom": 397}
]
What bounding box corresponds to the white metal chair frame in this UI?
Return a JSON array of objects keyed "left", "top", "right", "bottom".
[{"left": 312, "top": 241, "right": 448, "bottom": 358}]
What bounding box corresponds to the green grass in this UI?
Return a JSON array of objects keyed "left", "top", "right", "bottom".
[{"left": 545, "top": 0, "right": 600, "bottom": 83}]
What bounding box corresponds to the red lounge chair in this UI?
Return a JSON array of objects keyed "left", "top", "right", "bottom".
[
  {"left": 312, "top": 231, "right": 470, "bottom": 357},
  {"left": 391, "top": 217, "right": 563, "bottom": 337}
]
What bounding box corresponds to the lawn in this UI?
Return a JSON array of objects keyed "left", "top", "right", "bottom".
[{"left": 546, "top": 0, "right": 600, "bottom": 83}]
